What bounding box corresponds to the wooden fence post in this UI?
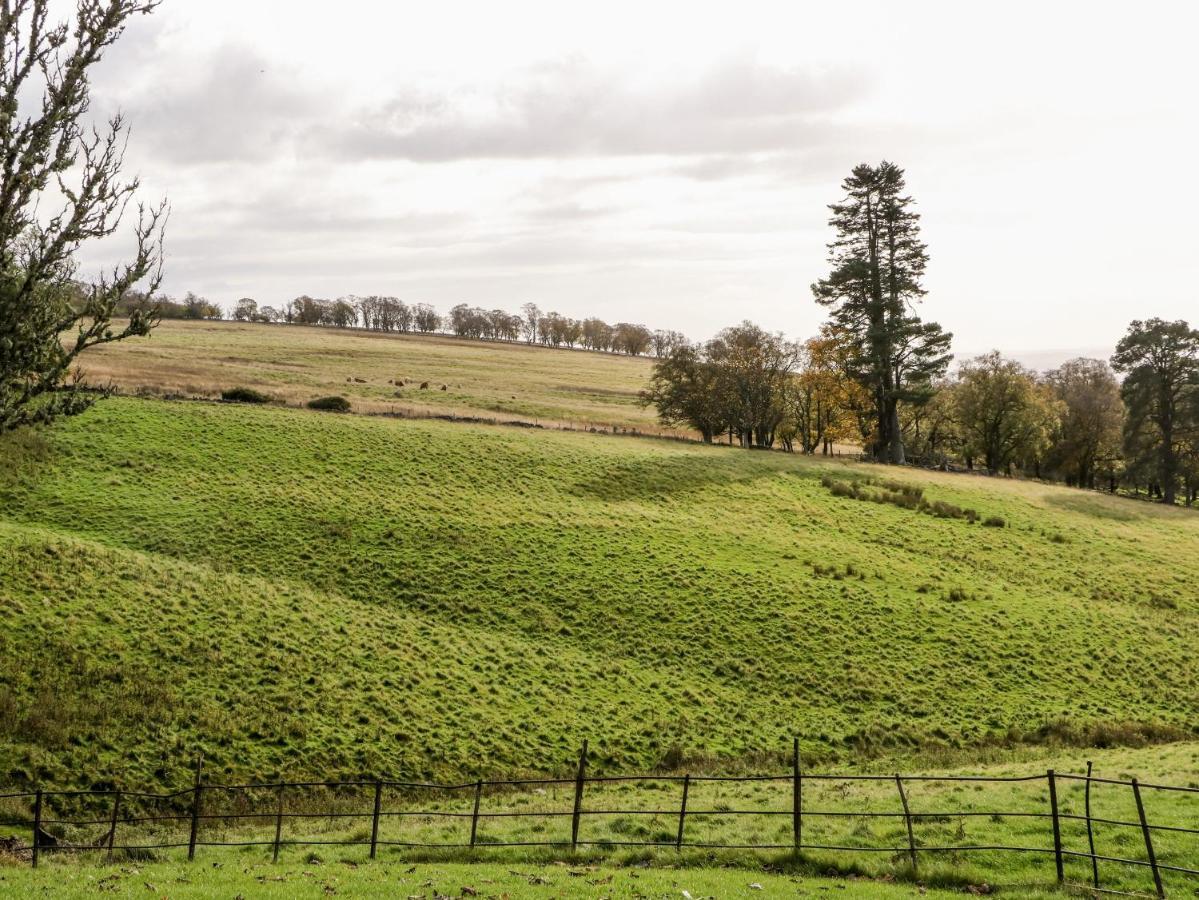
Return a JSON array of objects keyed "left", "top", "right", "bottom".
[
  {"left": 272, "top": 784, "right": 285, "bottom": 864},
  {"left": 107, "top": 789, "right": 122, "bottom": 862},
  {"left": 570, "top": 740, "right": 588, "bottom": 852},
  {"left": 1084, "top": 761, "right": 1099, "bottom": 890},
  {"left": 792, "top": 738, "right": 802, "bottom": 852},
  {"left": 469, "top": 780, "right": 482, "bottom": 849},
  {"left": 1047, "top": 770, "right": 1064, "bottom": 885},
  {"left": 187, "top": 754, "right": 204, "bottom": 862},
  {"left": 369, "top": 780, "right": 382, "bottom": 860},
  {"left": 31, "top": 789, "right": 42, "bottom": 869},
  {"left": 1132, "top": 778, "right": 1165, "bottom": 899},
  {"left": 895, "top": 775, "right": 917, "bottom": 873},
  {"left": 676, "top": 774, "right": 690, "bottom": 851}
]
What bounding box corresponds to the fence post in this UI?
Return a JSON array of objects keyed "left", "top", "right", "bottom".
[
  {"left": 369, "top": 780, "right": 382, "bottom": 860},
  {"left": 676, "top": 774, "right": 690, "bottom": 851},
  {"left": 272, "top": 784, "right": 285, "bottom": 864},
  {"left": 1132, "top": 778, "right": 1165, "bottom": 899},
  {"left": 187, "top": 754, "right": 204, "bottom": 861},
  {"left": 31, "top": 789, "right": 42, "bottom": 869},
  {"left": 1047, "top": 770, "right": 1064, "bottom": 885},
  {"left": 570, "top": 740, "right": 588, "bottom": 852},
  {"left": 469, "top": 780, "right": 482, "bottom": 849},
  {"left": 107, "top": 789, "right": 122, "bottom": 862},
  {"left": 1084, "top": 761, "right": 1099, "bottom": 890},
  {"left": 792, "top": 737, "right": 802, "bottom": 851},
  {"left": 895, "top": 775, "right": 917, "bottom": 873}
]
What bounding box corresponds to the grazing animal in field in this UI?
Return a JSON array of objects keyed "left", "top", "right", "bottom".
[
  {"left": 420, "top": 381, "right": 429, "bottom": 389},
  {"left": 440, "top": 384, "right": 447, "bottom": 391}
]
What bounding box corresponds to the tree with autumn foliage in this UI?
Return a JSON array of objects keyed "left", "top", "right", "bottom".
[{"left": 780, "top": 328, "right": 866, "bottom": 454}]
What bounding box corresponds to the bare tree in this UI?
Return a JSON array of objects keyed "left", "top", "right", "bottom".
[
  {"left": 0, "top": 0, "right": 167, "bottom": 432},
  {"left": 521, "top": 302, "right": 540, "bottom": 343}
]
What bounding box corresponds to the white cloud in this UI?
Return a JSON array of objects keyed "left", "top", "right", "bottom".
[
  {"left": 67, "top": 0, "right": 1199, "bottom": 351},
  {"left": 317, "top": 57, "right": 868, "bottom": 162}
]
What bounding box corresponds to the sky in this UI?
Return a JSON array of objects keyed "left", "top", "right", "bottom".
[{"left": 74, "top": 0, "right": 1199, "bottom": 361}]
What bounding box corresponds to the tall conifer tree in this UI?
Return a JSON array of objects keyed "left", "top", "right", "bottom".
[{"left": 812, "top": 162, "right": 951, "bottom": 463}]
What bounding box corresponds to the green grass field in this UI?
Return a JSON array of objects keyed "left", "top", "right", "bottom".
[
  {"left": 2, "top": 396, "right": 1197, "bottom": 792},
  {"left": 0, "top": 858, "right": 979, "bottom": 899},
  {"left": 77, "top": 319, "right": 680, "bottom": 435},
  {"left": 3, "top": 390, "right": 1199, "bottom": 894}
]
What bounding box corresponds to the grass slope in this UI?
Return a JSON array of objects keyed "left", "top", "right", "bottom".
[
  {"left": 1, "top": 398, "right": 1198, "bottom": 795},
  {"left": 78, "top": 319, "right": 675, "bottom": 434}
]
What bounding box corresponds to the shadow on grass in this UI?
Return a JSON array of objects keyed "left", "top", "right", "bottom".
[{"left": 566, "top": 451, "right": 804, "bottom": 503}]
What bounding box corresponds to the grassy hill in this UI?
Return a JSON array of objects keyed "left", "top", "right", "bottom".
[
  {"left": 77, "top": 319, "right": 676, "bottom": 435},
  {"left": 1, "top": 396, "right": 1197, "bottom": 793}
]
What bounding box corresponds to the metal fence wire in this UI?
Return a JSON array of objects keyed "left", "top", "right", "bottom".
[{"left": 2, "top": 741, "right": 1196, "bottom": 898}]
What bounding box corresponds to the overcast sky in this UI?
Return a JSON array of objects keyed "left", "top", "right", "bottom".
[{"left": 79, "top": 0, "right": 1198, "bottom": 359}]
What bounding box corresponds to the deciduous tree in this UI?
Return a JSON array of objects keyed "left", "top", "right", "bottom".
[
  {"left": 953, "top": 352, "right": 1061, "bottom": 475},
  {"left": 641, "top": 342, "right": 727, "bottom": 443},
  {"left": 232, "top": 297, "right": 257, "bottom": 322},
  {"left": 1042, "top": 358, "right": 1122, "bottom": 488},
  {"left": 781, "top": 328, "right": 864, "bottom": 454}
]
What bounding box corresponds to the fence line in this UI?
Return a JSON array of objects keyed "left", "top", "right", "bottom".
[{"left": 2, "top": 744, "right": 1196, "bottom": 898}]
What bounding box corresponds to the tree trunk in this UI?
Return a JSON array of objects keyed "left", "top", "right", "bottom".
[
  {"left": 1160, "top": 425, "right": 1176, "bottom": 504},
  {"left": 886, "top": 399, "right": 905, "bottom": 464}
]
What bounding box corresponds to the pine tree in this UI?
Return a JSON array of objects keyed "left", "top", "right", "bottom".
[
  {"left": 812, "top": 162, "right": 951, "bottom": 463},
  {"left": 1111, "top": 318, "right": 1199, "bottom": 505}
]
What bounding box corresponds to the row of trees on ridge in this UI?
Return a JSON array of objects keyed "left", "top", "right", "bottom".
[{"left": 111, "top": 292, "right": 676, "bottom": 358}]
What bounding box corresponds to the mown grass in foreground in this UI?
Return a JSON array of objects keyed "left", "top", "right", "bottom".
[{"left": 0, "top": 858, "right": 982, "bottom": 899}]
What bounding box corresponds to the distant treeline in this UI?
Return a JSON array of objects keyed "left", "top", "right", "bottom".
[{"left": 112, "top": 291, "right": 681, "bottom": 358}]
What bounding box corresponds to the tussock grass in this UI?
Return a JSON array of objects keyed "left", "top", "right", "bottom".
[
  {"left": 305, "top": 395, "right": 351, "bottom": 412},
  {"left": 219, "top": 386, "right": 273, "bottom": 404},
  {"left": 822, "top": 474, "right": 985, "bottom": 521}
]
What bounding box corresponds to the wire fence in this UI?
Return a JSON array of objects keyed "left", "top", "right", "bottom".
[{"left": 2, "top": 741, "right": 1196, "bottom": 898}]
